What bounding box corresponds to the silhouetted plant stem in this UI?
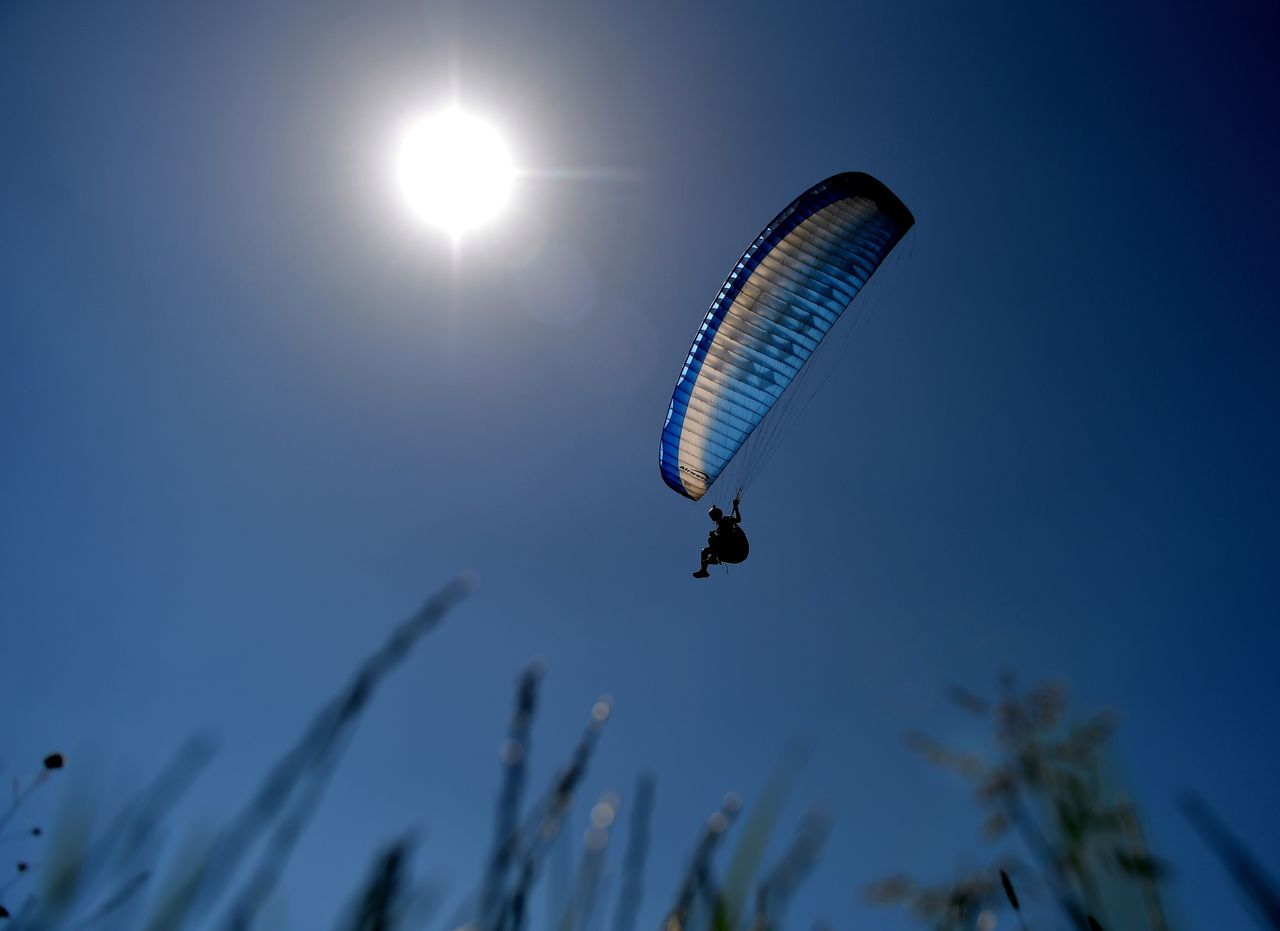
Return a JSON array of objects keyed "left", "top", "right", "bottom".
[
  {"left": 479, "top": 664, "right": 544, "bottom": 931},
  {"left": 500, "top": 696, "right": 613, "bottom": 931},
  {"left": 343, "top": 839, "right": 412, "bottom": 931},
  {"left": 1005, "top": 789, "right": 1088, "bottom": 928}
]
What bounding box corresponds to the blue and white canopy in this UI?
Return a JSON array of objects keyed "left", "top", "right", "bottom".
[{"left": 659, "top": 172, "right": 914, "bottom": 500}]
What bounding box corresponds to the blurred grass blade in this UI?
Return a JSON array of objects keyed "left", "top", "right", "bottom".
[
  {"left": 750, "top": 807, "right": 832, "bottom": 931},
  {"left": 1180, "top": 792, "right": 1280, "bottom": 929},
  {"left": 216, "top": 577, "right": 474, "bottom": 931},
  {"left": 611, "top": 774, "right": 655, "bottom": 931},
  {"left": 65, "top": 872, "right": 149, "bottom": 931},
  {"left": 112, "top": 736, "right": 218, "bottom": 873},
  {"left": 718, "top": 746, "right": 807, "bottom": 931},
  {"left": 341, "top": 838, "right": 413, "bottom": 931},
  {"left": 130, "top": 577, "right": 473, "bottom": 931},
  {"left": 501, "top": 695, "right": 613, "bottom": 931},
  {"left": 556, "top": 791, "right": 618, "bottom": 931},
  {"left": 479, "top": 664, "right": 544, "bottom": 931},
  {"left": 664, "top": 794, "right": 741, "bottom": 931}
]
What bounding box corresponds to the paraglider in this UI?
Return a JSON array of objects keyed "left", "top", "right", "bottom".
[
  {"left": 692, "top": 497, "right": 748, "bottom": 579},
  {"left": 658, "top": 171, "right": 914, "bottom": 576}
]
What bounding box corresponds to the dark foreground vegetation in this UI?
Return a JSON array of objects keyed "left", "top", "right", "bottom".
[{"left": 3, "top": 577, "right": 1277, "bottom": 931}]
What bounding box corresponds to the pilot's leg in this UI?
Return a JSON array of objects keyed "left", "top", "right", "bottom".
[{"left": 693, "top": 546, "right": 714, "bottom": 578}]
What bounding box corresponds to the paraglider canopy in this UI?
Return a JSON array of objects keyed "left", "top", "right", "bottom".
[{"left": 659, "top": 172, "right": 914, "bottom": 501}]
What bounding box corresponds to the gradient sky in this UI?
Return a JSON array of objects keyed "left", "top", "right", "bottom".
[{"left": 2, "top": 1, "right": 1278, "bottom": 929}]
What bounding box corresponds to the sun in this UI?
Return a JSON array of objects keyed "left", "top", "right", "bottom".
[{"left": 397, "top": 109, "right": 515, "bottom": 236}]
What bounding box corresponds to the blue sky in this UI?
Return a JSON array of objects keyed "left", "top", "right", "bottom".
[{"left": 2, "top": 1, "right": 1278, "bottom": 929}]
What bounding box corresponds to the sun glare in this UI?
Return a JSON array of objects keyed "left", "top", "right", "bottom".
[{"left": 397, "top": 109, "right": 515, "bottom": 236}]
